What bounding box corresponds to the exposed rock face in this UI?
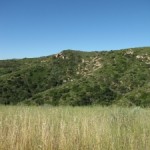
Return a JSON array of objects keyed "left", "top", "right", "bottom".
[
  {"left": 76, "top": 56, "right": 102, "bottom": 76},
  {"left": 125, "top": 49, "right": 134, "bottom": 55},
  {"left": 55, "top": 53, "right": 65, "bottom": 59},
  {"left": 136, "top": 54, "right": 150, "bottom": 64}
]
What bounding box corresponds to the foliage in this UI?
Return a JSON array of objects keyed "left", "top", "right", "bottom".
[{"left": 0, "top": 47, "right": 150, "bottom": 106}]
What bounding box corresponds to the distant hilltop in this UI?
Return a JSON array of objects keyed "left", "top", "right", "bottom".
[{"left": 0, "top": 47, "right": 150, "bottom": 106}]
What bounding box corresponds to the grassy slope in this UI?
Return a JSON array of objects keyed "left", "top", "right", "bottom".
[
  {"left": 0, "top": 47, "right": 150, "bottom": 106},
  {"left": 0, "top": 106, "right": 150, "bottom": 150}
]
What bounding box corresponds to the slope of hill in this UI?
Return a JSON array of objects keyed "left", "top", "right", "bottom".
[{"left": 0, "top": 47, "right": 150, "bottom": 106}]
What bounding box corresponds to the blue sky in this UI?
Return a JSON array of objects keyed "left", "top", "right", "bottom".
[{"left": 0, "top": 0, "right": 150, "bottom": 59}]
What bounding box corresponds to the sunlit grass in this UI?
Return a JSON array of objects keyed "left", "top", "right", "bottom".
[{"left": 0, "top": 105, "right": 150, "bottom": 150}]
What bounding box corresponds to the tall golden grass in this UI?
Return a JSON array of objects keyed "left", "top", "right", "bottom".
[{"left": 0, "top": 106, "right": 150, "bottom": 150}]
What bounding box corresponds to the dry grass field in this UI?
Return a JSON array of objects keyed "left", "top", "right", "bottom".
[{"left": 0, "top": 106, "right": 150, "bottom": 150}]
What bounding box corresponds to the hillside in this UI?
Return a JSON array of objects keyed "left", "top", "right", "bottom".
[{"left": 0, "top": 47, "right": 150, "bottom": 106}]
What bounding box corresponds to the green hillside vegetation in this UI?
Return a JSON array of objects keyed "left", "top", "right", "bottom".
[{"left": 0, "top": 47, "right": 150, "bottom": 106}]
